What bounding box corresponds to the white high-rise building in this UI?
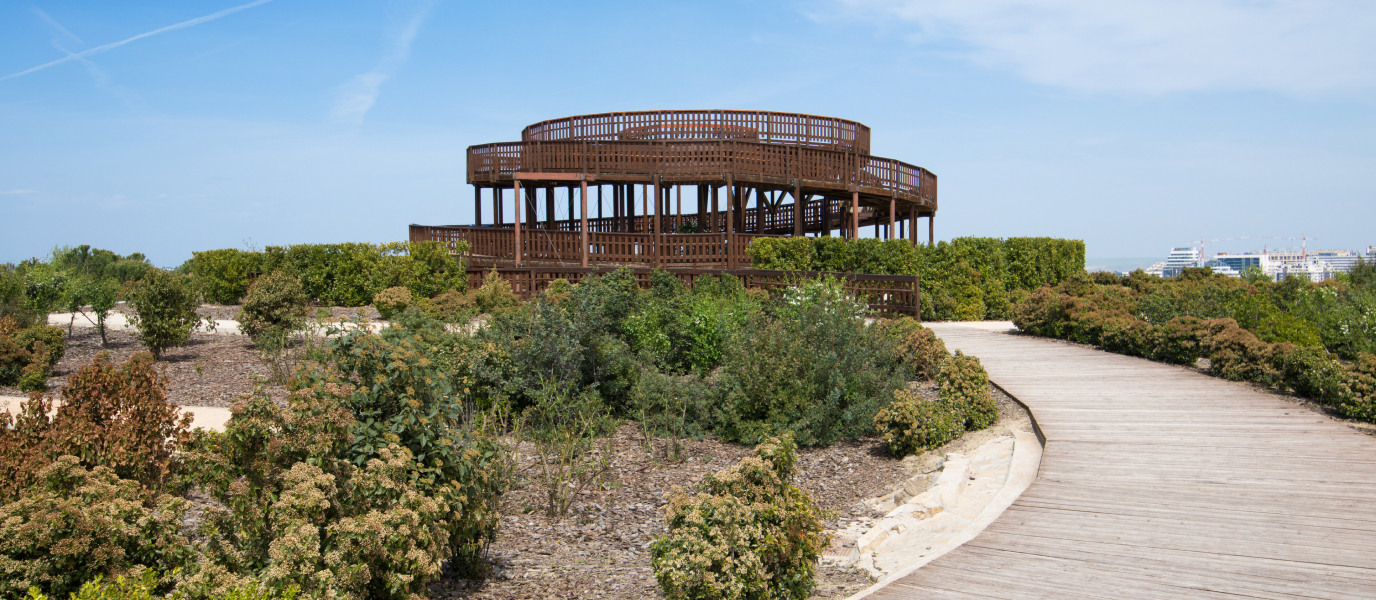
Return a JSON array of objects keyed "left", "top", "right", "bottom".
[
  {"left": 1311, "top": 250, "right": 1360, "bottom": 273},
  {"left": 1161, "top": 247, "right": 1201, "bottom": 277}
]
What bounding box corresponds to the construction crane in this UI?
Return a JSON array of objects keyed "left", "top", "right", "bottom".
[{"left": 1184, "top": 234, "right": 1321, "bottom": 261}]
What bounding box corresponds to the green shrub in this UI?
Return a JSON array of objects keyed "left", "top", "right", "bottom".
[
  {"left": 1271, "top": 344, "right": 1349, "bottom": 405},
  {"left": 312, "top": 320, "right": 510, "bottom": 569},
  {"left": 715, "top": 277, "right": 904, "bottom": 446},
  {"left": 876, "top": 317, "right": 948, "bottom": 380},
  {"left": 1148, "top": 317, "right": 1204, "bottom": 365},
  {"left": 191, "top": 249, "right": 256, "bottom": 305},
  {"left": 472, "top": 269, "right": 520, "bottom": 314},
  {"left": 651, "top": 435, "right": 827, "bottom": 600},
  {"left": 0, "top": 457, "right": 192, "bottom": 599},
  {"left": 370, "top": 286, "right": 412, "bottom": 320},
  {"left": 1339, "top": 353, "right": 1376, "bottom": 421},
  {"left": 939, "top": 350, "right": 997, "bottom": 430},
  {"left": 127, "top": 270, "right": 209, "bottom": 359},
  {"left": 428, "top": 288, "right": 477, "bottom": 323},
  {"left": 1200, "top": 319, "right": 1279, "bottom": 386},
  {"left": 13, "top": 325, "right": 64, "bottom": 369},
  {"left": 236, "top": 272, "right": 308, "bottom": 342},
  {"left": 873, "top": 389, "right": 966, "bottom": 456},
  {"left": 631, "top": 370, "right": 713, "bottom": 460}
]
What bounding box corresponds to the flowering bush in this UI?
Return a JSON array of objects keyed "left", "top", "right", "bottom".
[
  {"left": 0, "top": 457, "right": 192, "bottom": 599},
  {"left": 651, "top": 435, "right": 828, "bottom": 600},
  {"left": 371, "top": 286, "right": 412, "bottom": 320}
]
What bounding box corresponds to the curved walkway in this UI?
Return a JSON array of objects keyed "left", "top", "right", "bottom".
[{"left": 865, "top": 322, "right": 1376, "bottom": 599}]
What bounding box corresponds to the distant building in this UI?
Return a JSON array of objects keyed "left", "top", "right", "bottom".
[
  {"left": 1310, "top": 249, "right": 1360, "bottom": 273},
  {"left": 1145, "top": 261, "right": 1166, "bottom": 277},
  {"left": 1213, "top": 252, "right": 1269, "bottom": 276},
  {"left": 1161, "top": 247, "right": 1201, "bottom": 278},
  {"left": 1202, "top": 260, "right": 1241, "bottom": 277}
]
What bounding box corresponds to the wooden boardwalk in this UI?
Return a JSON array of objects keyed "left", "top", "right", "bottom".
[{"left": 869, "top": 323, "right": 1376, "bottom": 600}]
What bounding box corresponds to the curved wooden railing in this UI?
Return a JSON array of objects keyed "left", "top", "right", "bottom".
[
  {"left": 467, "top": 140, "right": 936, "bottom": 208},
  {"left": 521, "top": 110, "right": 871, "bottom": 154}
]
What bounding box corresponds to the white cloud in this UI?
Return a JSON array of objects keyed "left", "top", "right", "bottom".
[
  {"left": 0, "top": 189, "right": 39, "bottom": 195},
  {"left": 828, "top": 0, "right": 1376, "bottom": 94},
  {"left": 330, "top": 0, "right": 435, "bottom": 122},
  {"left": 3, "top": 0, "right": 274, "bottom": 82}
]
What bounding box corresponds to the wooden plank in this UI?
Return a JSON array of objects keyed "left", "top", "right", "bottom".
[{"left": 865, "top": 323, "right": 1376, "bottom": 599}]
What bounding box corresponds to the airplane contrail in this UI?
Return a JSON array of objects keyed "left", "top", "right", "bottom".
[{"left": 1, "top": 0, "right": 275, "bottom": 82}]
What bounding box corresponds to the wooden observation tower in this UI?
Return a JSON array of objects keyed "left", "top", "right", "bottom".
[{"left": 412, "top": 109, "right": 937, "bottom": 270}]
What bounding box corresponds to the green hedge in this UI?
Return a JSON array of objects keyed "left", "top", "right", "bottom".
[
  {"left": 191, "top": 241, "right": 469, "bottom": 306},
  {"left": 746, "top": 236, "right": 1084, "bottom": 321}
]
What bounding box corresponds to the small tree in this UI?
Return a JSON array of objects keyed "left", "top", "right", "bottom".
[
  {"left": 127, "top": 270, "right": 209, "bottom": 359},
  {"left": 236, "top": 271, "right": 308, "bottom": 342}
]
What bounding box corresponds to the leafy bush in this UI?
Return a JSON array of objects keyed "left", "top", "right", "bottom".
[
  {"left": 651, "top": 435, "right": 827, "bottom": 600},
  {"left": 873, "top": 350, "right": 997, "bottom": 457},
  {"left": 630, "top": 370, "right": 713, "bottom": 460},
  {"left": 939, "top": 350, "right": 997, "bottom": 430},
  {"left": 1339, "top": 353, "right": 1376, "bottom": 421},
  {"left": 127, "top": 270, "right": 210, "bottom": 359},
  {"left": 310, "top": 319, "right": 510, "bottom": 569},
  {"left": 1200, "top": 319, "right": 1280, "bottom": 386},
  {"left": 472, "top": 269, "right": 520, "bottom": 315},
  {"left": 715, "top": 277, "right": 905, "bottom": 446},
  {"left": 190, "top": 241, "right": 470, "bottom": 307},
  {"left": 872, "top": 389, "right": 966, "bottom": 457},
  {"left": 428, "top": 288, "right": 477, "bottom": 323},
  {"left": 1, "top": 317, "right": 64, "bottom": 391},
  {"left": 13, "top": 325, "right": 64, "bottom": 369},
  {"left": 0, "top": 353, "right": 193, "bottom": 501},
  {"left": 875, "top": 317, "right": 948, "bottom": 380},
  {"left": 370, "top": 286, "right": 412, "bottom": 320},
  {"left": 236, "top": 272, "right": 308, "bottom": 342},
  {"left": 0, "top": 457, "right": 192, "bottom": 599}
]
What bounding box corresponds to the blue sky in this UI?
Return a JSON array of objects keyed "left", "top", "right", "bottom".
[{"left": 3, "top": 0, "right": 1374, "bottom": 267}]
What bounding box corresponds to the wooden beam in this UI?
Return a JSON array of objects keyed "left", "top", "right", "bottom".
[
  {"left": 514, "top": 181, "right": 522, "bottom": 266},
  {"left": 580, "top": 180, "right": 589, "bottom": 268},
  {"left": 514, "top": 172, "right": 597, "bottom": 182}
]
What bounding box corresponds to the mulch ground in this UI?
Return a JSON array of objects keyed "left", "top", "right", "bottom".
[{"left": 0, "top": 325, "right": 288, "bottom": 407}]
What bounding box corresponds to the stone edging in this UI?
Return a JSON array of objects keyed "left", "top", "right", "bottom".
[{"left": 842, "top": 381, "right": 1044, "bottom": 600}]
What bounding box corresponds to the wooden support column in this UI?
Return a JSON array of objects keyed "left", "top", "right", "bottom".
[
  {"left": 495, "top": 187, "right": 503, "bottom": 225},
  {"left": 596, "top": 185, "right": 602, "bottom": 221},
  {"left": 889, "top": 197, "right": 896, "bottom": 240},
  {"left": 514, "top": 181, "right": 523, "bottom": 267},
  {"left": 909, "top": 206, "right": 917, "bottom": 245},
  {"left": 474, "top": 186, "right": 482, "bottom": 226},
  {"left": 545, "top": 186, "right": 555, "bottom": 229},
  {"left": 710, "top": 184, "right": 718, "bottom": 233},
  {"left": 928, "top": 214, "right": 935, "bottom": 246},
  {"left": 580, "top": 178, "right": 589, "bottom": 268},
  {"left": 726, "top": 176, "right": 736, "bottom": 269},
  {"left": 652, "top": 176, "right": 661, "bottom": 267},
  {"left": 793, "top": 181, "right": 804, "bottom": 236},
  {"left": 851, "top": 191, "right": 860, "bottom": 240}
]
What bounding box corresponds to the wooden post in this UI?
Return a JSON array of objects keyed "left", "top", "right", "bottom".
[
  {"left": 545, "top": 186, "right": 555, "bottom": 229},
  {"left": 474, "top": 186, "right": 482, "bottom": 226},
  {"left": 675, "top": 184, "right": 681, "bottom": 232},
  {"left": 495, "top": 186, "right": 503, "bottom": 225},
  {"left": 889, "top": 196, "right": 896, "bottom": 240},
  {"left": 909, "top": 206, "right": 917, "bottom": 245},
  {"left": 580, "top": 178, "right": 589, "bottom": 268},
  {"left": 653, "top": 176, "right": 661, "bottom": 267},
  {"left": 851, "top": 191, "right": 860, "bottom": 240},
  {"left": 929, "top": 214, "right": 935, "bottom": 246},
  {"left": 726, "top": 175, "right": 736, "bottom": 269},
  {"left": 793, "top": 181, "right": 804, "bottom": 236},
  {"left": 514, "top": 181, "right": 523, "bottom": 267}
]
